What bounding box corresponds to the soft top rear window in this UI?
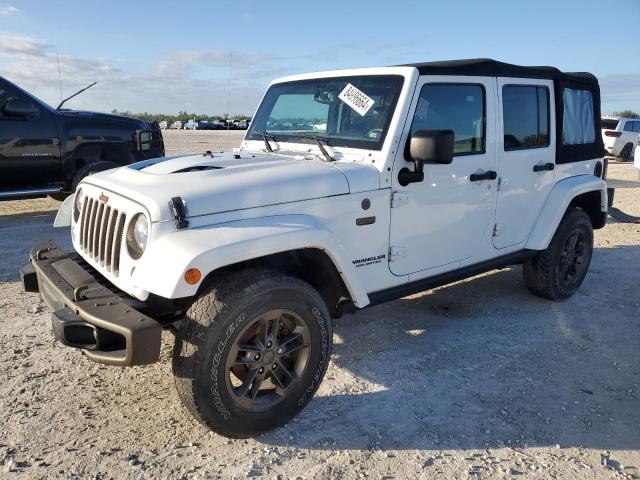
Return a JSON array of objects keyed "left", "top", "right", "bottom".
[{"left": 601, "top": 119, "right": 619, "bottom": 130}]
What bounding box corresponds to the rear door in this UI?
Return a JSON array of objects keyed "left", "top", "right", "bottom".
[
  {"left": 389, "top": 76, "right": 497, "bottom": 275},
  {"left": 493, "top": 78, "right": 555, "bottom": 249}
]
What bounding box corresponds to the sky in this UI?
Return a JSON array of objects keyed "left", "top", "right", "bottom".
[{"left": 0, "top": 0, "right": 638, "bottom": 116}]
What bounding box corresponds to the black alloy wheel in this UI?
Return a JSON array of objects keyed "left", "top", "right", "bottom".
[{"left": 225, "top": 308, "right": 311, "bottom": 411}]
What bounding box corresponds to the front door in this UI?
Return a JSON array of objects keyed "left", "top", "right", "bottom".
[
  {"left": 493, "top": 78, "right": 555, "bottom": 249},
  {"left": 0, "top": 78, "right": 61, "bottom": 188},
  {"left": 389, "top": 76, "right": 497, "bottom": 276}
]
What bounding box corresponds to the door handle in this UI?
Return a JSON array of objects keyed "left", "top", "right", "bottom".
[
  {"left": 533, "top": 162, "right": 555, "bottom": 172},
  {"left": 469, "top": 170, "right": 497, "bottom": 182}
]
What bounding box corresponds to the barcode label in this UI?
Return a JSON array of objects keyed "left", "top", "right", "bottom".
[{"left": 338, "top": 83, "right": 375, "bottom": 117}]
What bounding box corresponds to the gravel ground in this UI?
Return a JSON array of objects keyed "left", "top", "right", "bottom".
[{"left": 1, "top": 130, "right": 639, "bottom": 479}]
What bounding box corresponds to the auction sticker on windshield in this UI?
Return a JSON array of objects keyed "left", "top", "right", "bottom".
[{"left": 338, "top": 83, "right": 375, "bottom": 116}]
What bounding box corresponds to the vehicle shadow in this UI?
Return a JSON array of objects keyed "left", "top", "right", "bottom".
[
  {"left": 258, "top": 245, "right": 640, "bottom": 451},
  {"left": 0, "top": 210, "right": 70, "bottom": 281}
]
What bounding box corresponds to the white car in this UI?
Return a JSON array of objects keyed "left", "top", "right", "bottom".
[
  {"left": 635, "top": 135, "right": 640, "bottom": 175},
  {"left": 22, "top": 59, "right": 611, "bottom": 438},
  {"left": 601, "top": 116, "right": 640, "bottom": 160}
]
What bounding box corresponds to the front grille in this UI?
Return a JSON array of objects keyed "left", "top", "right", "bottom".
[{"left": 78, "top": 196, "right": 126, "bottom": 276}]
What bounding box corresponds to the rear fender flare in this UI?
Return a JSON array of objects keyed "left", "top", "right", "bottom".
[{"left": 526, "top": 175, "right": 607, "bottom": 250}]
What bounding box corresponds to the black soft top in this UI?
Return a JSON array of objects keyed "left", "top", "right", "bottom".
[
  {"left": 400, "top": 58, "right": 603, "bottom": 164},
  {"left": 403, "top": 58, "right": 596, "bottom": 85}
]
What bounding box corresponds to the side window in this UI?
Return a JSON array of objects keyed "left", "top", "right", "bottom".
[
  {"left": 502, "top": 86, "right": 549, "bottom": 150},
  {"left": 623, "top": 121, "right": 635, "bottom": 132},
  {"left": 633, "top": 121, "right": 640, "bottom": 133},
  {"left": 562, "top": 89, "right": 596, "bottom": 145},
  {"left": 409, "top": 83, "right": 485, "bottom": 156}
]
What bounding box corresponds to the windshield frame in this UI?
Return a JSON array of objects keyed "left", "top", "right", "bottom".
[{"left": 245, "top": 74, "right": 405, "bottom": 151}]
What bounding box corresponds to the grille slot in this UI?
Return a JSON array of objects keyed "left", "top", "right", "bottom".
[{"left": 77, "top": 195, "right": 127, "bottom": 277}]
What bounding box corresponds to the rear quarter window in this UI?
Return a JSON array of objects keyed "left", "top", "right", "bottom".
[
  {"left": 562, "top": 89, "right": 596, "bottom": 145},
  {"left": 600, "top": 119, "right": 619, "bottom": 130}
]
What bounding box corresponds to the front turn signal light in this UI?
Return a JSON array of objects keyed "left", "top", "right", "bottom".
[{"left": 184, "top": 268, "right": 202, "bottom": 285}]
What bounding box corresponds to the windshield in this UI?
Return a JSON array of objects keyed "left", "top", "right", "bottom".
[{"left": 246, "top": 75, "right": 404, "bottom": 150}]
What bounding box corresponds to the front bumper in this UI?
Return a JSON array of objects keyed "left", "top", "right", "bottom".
[{"left": 21, "top": 241, "right": 162, "bottom": 366}]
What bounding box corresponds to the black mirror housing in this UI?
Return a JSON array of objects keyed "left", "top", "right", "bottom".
[
  {"left": 398, "top": 130, "right": 455, "bottom": 186},
  {"left": 409, "top": 129, "right": 454, "bottom": 166},
  {"left": 2, "top": 98, "right": 38, "bottom": 118}
]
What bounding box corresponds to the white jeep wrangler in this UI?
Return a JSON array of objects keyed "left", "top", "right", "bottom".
[{"left": 22, "top": 59, "right": 612, "bottom": 438}]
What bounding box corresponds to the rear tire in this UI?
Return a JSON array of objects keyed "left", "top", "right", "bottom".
[
  {"left": 620, "top": 143, "right": 633, "bottom": 161},
  {"left": 172, "top": 269, "right": 332, "bottom": 438},
  {"left": 523, "top": 209, "right": 593, "bottom": 300}
]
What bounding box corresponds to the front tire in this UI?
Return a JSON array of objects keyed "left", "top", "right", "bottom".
[
  {"left": 172, "top": 269, "right": 332, "bottom": 438},
  {"left": 71, "top": 160, "right": 120, "bottom": 191},
  {"left": 523, "top": 209, "right": 593, "bottom": 300}
]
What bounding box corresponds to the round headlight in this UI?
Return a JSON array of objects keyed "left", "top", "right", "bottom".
[
  {"left": 73, "top": 188, "right": 84, "bottom": 221},
  {"left": 126, "top": 213, "right": 149, "bottom": 259}
]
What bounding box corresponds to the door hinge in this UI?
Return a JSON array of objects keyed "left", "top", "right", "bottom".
[
  {"left": 389, "top": 246, "right": 408, "bottom": 262},
  {"left": 497, "top": 177, "right": 502, "bottom": 192},
  {"left": 492, "top": 223, "right": 503, "bottom": 237},
  {"left": 391, "top": 191, "right": 409, "bottom": 208}
]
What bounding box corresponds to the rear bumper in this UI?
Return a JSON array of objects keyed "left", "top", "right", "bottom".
[{"left": 21, "top": 241, "right": 162, "bottom": 366}]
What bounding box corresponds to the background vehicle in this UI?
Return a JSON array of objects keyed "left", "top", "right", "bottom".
[
  {"left": 23, "top": 59, "right": 609, "bottom": 438},
  {"left": 0, "top": 76, "right": 165, "bottom": 200},
  {"left": 601, "top": 116, "right": 640, "bottom": 160},
  {"left": 635, "top": 136, "right": 640, "bottom": 177},
  {"left": 170, "top": 120, "right": 184, "bottom": 129},
  {"left": 159, "top": 120, "right": 169, "bottom": 130}
]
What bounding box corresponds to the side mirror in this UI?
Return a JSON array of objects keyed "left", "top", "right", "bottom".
[
  {"left": 2, "top": 98, "right": 38, "bottom": 118},
  {"left": 399, "top": 130, "right": 454, "bottom": 186}
]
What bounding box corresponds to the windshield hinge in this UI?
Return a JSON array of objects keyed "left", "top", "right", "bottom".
[
  {"left": 391, "top": 191, "right": 409, "bottom": 208},
  {"left": 389, "top": 246, "right": 408, "bottom": 262}
]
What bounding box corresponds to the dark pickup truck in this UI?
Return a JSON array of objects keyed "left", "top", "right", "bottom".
[{"left": 0, "top": 76, "right": 164, "bottom": 200}]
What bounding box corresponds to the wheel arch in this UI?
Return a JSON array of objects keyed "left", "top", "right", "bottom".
[
  {"left": 526, "top": 175, "right": 607, "bottom": 251},
  {"left": 63, "top": 142, "right": 133, "bottom": 187},
  {"left": 131, "top": 214, "right": 371, "bottom": 311},
  {"left": 198, "top": 248, "right": 354, "bottom": 318}
]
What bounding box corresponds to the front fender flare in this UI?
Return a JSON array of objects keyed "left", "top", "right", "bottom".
[
  {"left": 526, "top": 175, "right": 607, "bottom": 251},
  {"left": 131, "top": 214, "right": 370, "bottom": 308}
]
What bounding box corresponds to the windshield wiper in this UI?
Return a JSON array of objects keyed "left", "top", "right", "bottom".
[
  {"left": 297, "top": 133, "right": 333, "bottom": 162},
  {"left": 254, "top": 131, "right": 276, "bottom": 152}
]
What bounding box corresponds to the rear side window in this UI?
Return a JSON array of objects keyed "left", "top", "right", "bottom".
[
  {"left": 410, "top": 83, "right": 485, "bottom": 155},
  {"left": 601, "top": 119, "right": 619, "bottom": 130},
  {"left": 621, "top": 120, "right": 640, "bottom": 132},
  {"left": 562, "top": 89, "right": 596, "bottom": 145},
  {"left": 502, "top": 86, "right": 549, "bottom": 150}
]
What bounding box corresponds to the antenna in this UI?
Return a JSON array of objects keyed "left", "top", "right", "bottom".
[
  {"left": 226, "top": 52, "right": 232, "bottom": 151},
  {"left": 56, "top": 49, "right": 63, "bottom": 102}
]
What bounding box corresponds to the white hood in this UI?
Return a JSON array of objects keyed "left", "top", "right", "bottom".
[{"left": 81, "top": 150, "right": 380, "bottom": 222}]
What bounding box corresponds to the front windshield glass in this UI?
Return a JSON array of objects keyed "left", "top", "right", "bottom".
[{"left": 246, "top": 75, "right": 404, "bottom": 150}]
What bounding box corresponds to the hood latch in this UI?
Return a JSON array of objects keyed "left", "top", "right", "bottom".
[{"left": 170, "top": 197, "right": 189, "bottom": 229}]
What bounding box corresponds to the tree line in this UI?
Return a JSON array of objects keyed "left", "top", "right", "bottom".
[{"left": 611, "top": 110, "right": 639, "bottom": 119}]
